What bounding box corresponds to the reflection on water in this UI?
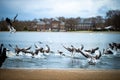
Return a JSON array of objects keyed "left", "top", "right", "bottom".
[{"left": 0, "top": 32, "right": 120, "bottom": 69}]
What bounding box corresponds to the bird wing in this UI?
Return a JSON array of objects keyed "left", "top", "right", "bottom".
[
  {"left": 84, "top": 50, "right": 91, "bottom": 52},
  {"left": 79, "top": 50, "right": 90, "bottom": 58},
  {"left": 93, "top": 47, "right": 99, "bottom": 51},
  {"left": 91, "top": 47, "right": 99, "bottom": 53},
  {"left": 62, "top": 45, "right": 72, "bottom": 52},
  {"left": 24, "top": 46, "right": 32, "bottom": 50},
  {"left": 66, "top": 47, "right": 72, "bottom": 52},
  {"left": 13, "top": 14, "right": 18, "bottom": 22}
]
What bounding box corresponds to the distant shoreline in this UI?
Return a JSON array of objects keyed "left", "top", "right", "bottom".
[{"left": 0, "top": 31, "right": 120, "bottom": 33}]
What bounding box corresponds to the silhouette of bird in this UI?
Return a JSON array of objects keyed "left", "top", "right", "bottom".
[
  {"left": 0, "top": 48, "right": 7, "bottom": 67},
  {"left": 6, "top": 18, "right": 12, "bottom": 26},
  {"left": 0, "top": 44, "right": 4, "bottom": 55}
]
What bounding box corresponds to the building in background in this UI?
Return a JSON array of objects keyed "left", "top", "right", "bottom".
[
  {"left": 36, "top": 19, "right": 66, "bottom": 32},
  {"left": 36, "top": 20, "right": 46, "bottom": 31},
  {"left": 51, "top": 20, "right": 60, "bottom": 32},
  {"left": 76, "top": 18, "right": 94, "bottom": 31},
  {"left": 59, "top": 21, "right": 66, "bottom": 32}
]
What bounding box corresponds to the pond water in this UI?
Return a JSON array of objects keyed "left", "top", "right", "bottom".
[{"left": 0, "top": 32, "right": 120, "bottom": 69}]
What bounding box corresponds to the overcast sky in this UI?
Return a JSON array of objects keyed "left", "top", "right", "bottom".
[{"left": 0, "top": 0, "right": 120, "bottom": 20}]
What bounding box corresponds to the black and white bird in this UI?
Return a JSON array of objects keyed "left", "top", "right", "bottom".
[
  {"left": 79, "top": 50, "right": 101, "bottom": 65},
  {"left": 6, "top": 14, "right": 18, "bottom": 33},
  {"left": 103, "top": 42, "right": 120, "bottom": 55},
  {"left": 9, "top": 44, "right": 32, "bottom": 55}
]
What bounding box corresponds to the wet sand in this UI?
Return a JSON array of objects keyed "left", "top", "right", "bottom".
[{"left": 0, "top": 69, "right": 120, "bottom": 80}]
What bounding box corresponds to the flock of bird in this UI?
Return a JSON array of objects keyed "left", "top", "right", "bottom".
[{"left": 0, "top": 42, "right": 120, "bottom": 67}]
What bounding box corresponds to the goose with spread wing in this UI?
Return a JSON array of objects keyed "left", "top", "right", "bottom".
[
  {"left": 9, "top": 44, "right": 32, "bottom": 55},
  {"left": 6, "top": 14, "right": 18, "bottom": 33},
  {"left": 79, "top": 50, "right": 101, "bottom": 65}
]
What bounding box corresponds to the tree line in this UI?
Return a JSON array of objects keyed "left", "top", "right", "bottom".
[
  {"left": 105, "top": 10, "right": 120, "bottom": 30},
  {"left": 0, "top": 10, "right": 120, "bottom": 31}
]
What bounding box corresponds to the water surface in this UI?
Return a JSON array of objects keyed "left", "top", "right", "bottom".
[{"left": 0, "top": 32, "right": 120, "bottom": 69}]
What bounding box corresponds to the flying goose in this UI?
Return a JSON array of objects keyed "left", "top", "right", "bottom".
[{"left": 6, "top": 14, "right": 18, "bottom": 33}]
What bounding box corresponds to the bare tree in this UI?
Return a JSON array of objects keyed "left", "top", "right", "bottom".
[{"left": 105, "top": 10, "right": 120, "bottom": 30}]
